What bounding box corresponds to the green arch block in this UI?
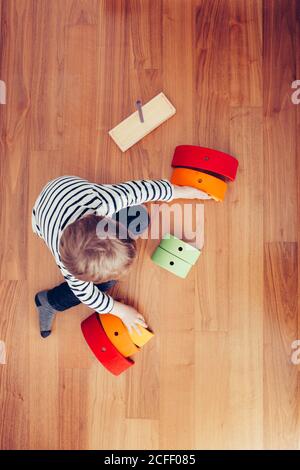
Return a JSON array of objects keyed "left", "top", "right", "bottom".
[
  {"left": 159, "top": 234, "right": 201, "bottom": 265},
  {"left": 151, "top": 246, "right": 192, "bottom": 279}
]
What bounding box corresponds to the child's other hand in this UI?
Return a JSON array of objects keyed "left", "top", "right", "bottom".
[
  {"left": 113, "top": 301, "right": 147, "bottom": 335},
  {"left": 172, "top": 185, "right": 212, "bottom": 200}
]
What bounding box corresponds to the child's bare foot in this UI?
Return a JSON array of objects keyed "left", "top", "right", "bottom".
[{"left": 34, "top": 291, "right": 56, "bottom": 338}]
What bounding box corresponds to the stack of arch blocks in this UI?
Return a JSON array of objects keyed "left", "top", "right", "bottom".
[
  {"left": 171, "top": 145, "right": 239, "bottom": 201},
  {"left": 81, "top": 312, "right": 154, "bottom": 376},
  {"left": 151, "top": 233, "right": 201, "bottom": 279}
]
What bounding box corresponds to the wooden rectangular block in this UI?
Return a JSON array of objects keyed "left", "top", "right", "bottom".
[{"left": 109, "top": 92, "right": 176, "bottom": 152}]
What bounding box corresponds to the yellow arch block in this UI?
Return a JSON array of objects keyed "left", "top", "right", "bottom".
[
  {"left": 171, "top": 167, "right": 227, "bottom": 201},
  {"left": 129, "top": 324, "right": 154, "bottom": 348},
  {"left": 100, "top": 314, "right": 139, "bottom": 357}
]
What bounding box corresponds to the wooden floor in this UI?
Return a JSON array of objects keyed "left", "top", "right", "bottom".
[{"left": 0, "top": 0, "right": 299, "bottom": 450}]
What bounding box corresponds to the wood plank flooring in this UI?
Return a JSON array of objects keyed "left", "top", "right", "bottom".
[{"left": 0, "top": 0, "right": 299, "bottom": 449}]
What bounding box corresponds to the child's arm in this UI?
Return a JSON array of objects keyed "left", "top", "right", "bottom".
[
  {"left": 66, "top": 277, "right": 114, "bottom": 313},
  {"left": 65, "top": 276, "right": 147, "bottom": 333},
  {"left": 92, "top": 179, "right": 173, "bottom": 215},
  {"left": 92, "top": 179, "right": 211, "bottom": 216}
]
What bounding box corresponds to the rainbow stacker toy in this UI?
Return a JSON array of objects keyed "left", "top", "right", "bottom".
[
  {"left": 81, "top": 312, "right": 154, "bottom": 376},
  {"left": 171, "top": 145, "right": 239, "bottom": 200}
]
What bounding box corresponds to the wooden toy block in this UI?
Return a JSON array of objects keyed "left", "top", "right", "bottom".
[
  {"left": 81, "top": 313, "right": 134, "bottom": 376},
  {"left": 159, "top": 234, "right": 201, "bottom": 265},
  {"left": 100, "top": 314, "right": 139, "bottom": 357},
  {"left": 129, "top": 324, "right": 154, "bottom": 348},
  {"left": 171, "top": 167, "right": 227, "bottom": 201},
  {"left": 172, "top": 145, "right": 239, "bottom": 181},
  {"left": 109, "top": 92, "right": 176, "bottom": 152},
  {"left": 151, "top": 246, "right": 192, "bottom": 279}
]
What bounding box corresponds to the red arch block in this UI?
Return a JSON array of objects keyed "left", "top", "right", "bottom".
[
  {"left": 172, "top": 145, "right": 239, "bottom": 181},
  {"left": 81, "top": 313, "right": 134, "bottom": 376}
]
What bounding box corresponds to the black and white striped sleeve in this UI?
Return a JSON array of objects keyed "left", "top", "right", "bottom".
[
  {"left": 93, "top": 179, "right": 174, "bottom": 216},
  {"left": 65, "top": 277, "right": 114, "bottom": 314}
]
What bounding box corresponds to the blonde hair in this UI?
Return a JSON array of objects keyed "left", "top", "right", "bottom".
[{"left": 59, "top": 215, "right": 136, "bottom": 283}]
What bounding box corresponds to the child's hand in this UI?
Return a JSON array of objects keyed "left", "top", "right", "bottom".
[
  {"left": 172, "top": 185, "right": 212, "bottom": 200},
  {"left": 113, "top": 301, "right": 147, "bottom": 335}
]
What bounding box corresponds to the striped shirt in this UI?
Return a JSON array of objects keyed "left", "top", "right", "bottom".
[{"left": 32, "top": 176, "right": 173, "bottom": 313}]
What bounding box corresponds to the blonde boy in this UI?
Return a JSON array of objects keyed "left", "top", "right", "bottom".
[{"left": 32, "top": 176, "right": 209, "bottom": 337}]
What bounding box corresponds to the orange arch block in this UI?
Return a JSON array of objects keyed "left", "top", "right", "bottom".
[
  {"left": 100, "top": 314, "right": 139, "bottom": 357},
  {"left": 171, "top": 167, "right": 227, "bottom": 201}
]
